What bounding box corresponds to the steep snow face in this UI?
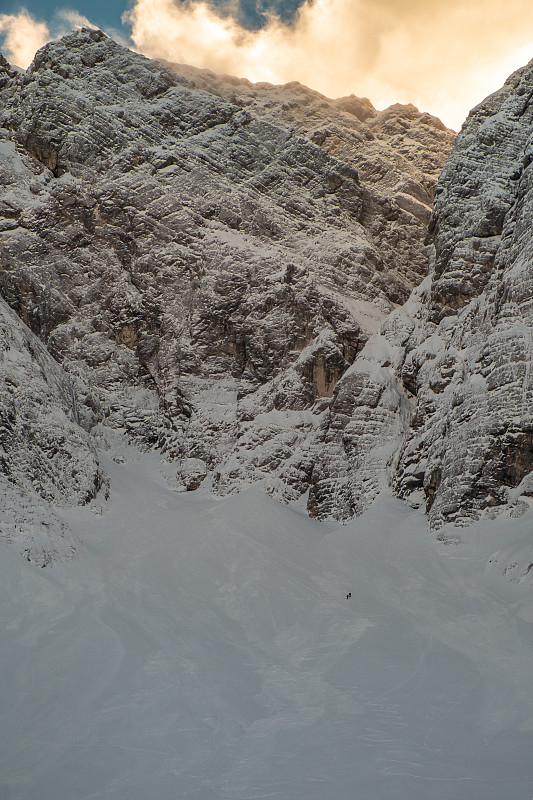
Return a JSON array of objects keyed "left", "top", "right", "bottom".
[{"left": 0, "top": 29, "right": 453, "bottom": 509}]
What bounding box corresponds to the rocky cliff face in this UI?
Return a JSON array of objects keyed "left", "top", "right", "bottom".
[
  {"left": 163, "top": 61, "right": 450, "bottom": 295},
  {"left": 7, "top": 30, "right": 533, "bottom": 532},
  {"left": 0, "top": 29, "right": 454, "bottom": 513},
  {"left": 0, "top": 292, "right": 102, "bottom": 505},
  {"left": 310, "top": 60, "right": 533, "bottom": 527},
  {"left": 0, "top": 288, "right": 104, "bottom": 563},
  {"left": 395, "top": 61, "right": 533, "bottom": 526}
]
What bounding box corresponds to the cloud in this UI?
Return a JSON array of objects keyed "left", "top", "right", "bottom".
[
  {"left": 55, "top": 9, "right": 98, "bottom": 30},
  {"left": 2, "top": 1, "right": 533, "bottom": 127},
  {"left": 0, "top": 7, "right": 123, "bottom": 70},
  {"left": 0, "top": 10, "right": 50, "bottom": 68},
  {"left": 125, "top": 0, "right": 533, "bottom": 129}
]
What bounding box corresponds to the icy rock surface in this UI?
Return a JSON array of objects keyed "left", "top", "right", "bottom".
[
  {"left": 0, "top": 293, "right": 103, "bottom": 561},
  {"left": 396, "top": 61, "right": 533, "bottom": 526},
  {"left": 0, "top": 295, "right": 102, "bottom": 504},
  {"left": 0, "top": 29, "right": 453, "bottom": 508},
  {"left": 310, "top": 59, "right": 533, "bottom": 526}
]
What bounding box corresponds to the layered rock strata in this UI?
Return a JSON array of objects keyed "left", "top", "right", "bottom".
[
  {"left": 309, "top": 61, "right": 533, "bottom": 526},
  {"left": 0, "top": 29, "right": 454, "bottom": 507},
  {"left": 164, "top": 61, "right": 454, "bottom": 300},
  {"left": 0, "top": 290, "right": 104, "bottom": 562}
]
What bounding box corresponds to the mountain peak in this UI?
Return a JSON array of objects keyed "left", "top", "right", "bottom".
[{"left": 0, "top": 30, "right": 455, "bottom": 525}]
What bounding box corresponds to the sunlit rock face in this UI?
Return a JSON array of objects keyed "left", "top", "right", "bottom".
[
  {"left": 0, "top": 28, "right": 453, "bottom": 506},
  {"left": 163, "top": 61, "right": 453, "bottom": 301},
  {"left": 309, "top": 61, "right": 533, "bottom": 526}
]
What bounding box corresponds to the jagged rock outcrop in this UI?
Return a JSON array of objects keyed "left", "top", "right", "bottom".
[
  {"left": 0, "top": 29, "right": 453, "bottom": 507},
  {"left": 309, "top": 59, "right": 533, "bottom": 527},
  {"left": 0, "top": 293, "right": 102, "bottom": 506},
  {"left": 0, "top": 290, "right": 104, "bottom": 563}
]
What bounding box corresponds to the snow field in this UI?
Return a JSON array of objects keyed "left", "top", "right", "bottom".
[{"left": 1, "top": 449, "right": 533, "bottom": 799}]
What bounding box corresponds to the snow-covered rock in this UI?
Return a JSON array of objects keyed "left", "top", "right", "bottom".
[
  {"left": 0, "top": 292, "right": 104, "bottom": 562},
  {"left": 310, "top": 59, "right": 533, "bottom": 526},
  {"left": 0, "top": 28, "right": 453, "bottom": 512},
  {"left": 8, "top": 30, "right": 533, "bottom": 530},
  {"left": 0, "top": 294, "right": 102, "bottom": 505},
  {"left": 395, "top": 61, "right": 533, "bottom": 526},
  {"left": 164, "top": 61, "right": 454, "bottom": 296}
]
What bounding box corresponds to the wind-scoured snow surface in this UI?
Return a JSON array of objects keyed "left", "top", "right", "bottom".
[{"left": 2, "top": 447, "right": 533, "bottom": 799}]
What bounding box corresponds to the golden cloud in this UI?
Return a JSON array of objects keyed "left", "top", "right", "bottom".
[
  {"left": 0, "top": 10, "right": 49, "bottom": 68},
  {"left": 1, "top": 2, "right": 533, "bottom": 128},
  {"left": 125, "top": 0, "right": 533, "bottom": 129}
]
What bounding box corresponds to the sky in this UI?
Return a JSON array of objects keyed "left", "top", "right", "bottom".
[{"left": 2, "top": 0, "right": 533, "bottom": 130}]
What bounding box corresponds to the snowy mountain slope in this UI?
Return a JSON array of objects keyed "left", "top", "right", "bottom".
[
  {"left": 2, "top": 34, "right": 533, "bottom": 800},
  {"left": 1, "top": 448, "right": 533, "bottom": 799},
  {"left": 0, "top": 29, "right": 453, "bottom": 513},
  {"left": 0, "top": 126, "right": 104, "bottom": 559}
]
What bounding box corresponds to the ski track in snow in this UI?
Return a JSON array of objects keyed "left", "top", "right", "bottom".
[{"left": 1, "top": 449, "right": 533, "bottom": 799}]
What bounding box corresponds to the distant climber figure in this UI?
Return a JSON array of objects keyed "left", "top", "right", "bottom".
[{"left": 346, "top": 592, "right": 352, "bottom": 599}]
